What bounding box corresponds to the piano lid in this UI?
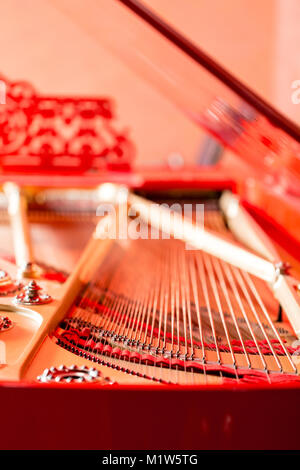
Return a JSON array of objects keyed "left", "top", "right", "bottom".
[
  {"left": 0, "top": 0, "right": 300, "bottom": 186},
  {"left": 102, "top": 0, "right": 300, "bottom": 181}
]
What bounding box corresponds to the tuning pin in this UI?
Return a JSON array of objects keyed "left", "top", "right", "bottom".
[
  {"left": 36, "top": 365, "right": 114, "bottom": 384},
  {"left": 14, "top": 280, "right": 52, "bottom": 305},
  {"left": 18, "top": 262, "right": 43, "bottom": 279},
  {"left": 0, "top": 270, "right": 19, "bottom": 296},
  {"left": 0, "top": 315, "right": 13, "bottom": 332}
]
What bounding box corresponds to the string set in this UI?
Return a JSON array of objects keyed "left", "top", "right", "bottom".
[{"left": 55, "top": 202, "right": 300, "bottom": 385}]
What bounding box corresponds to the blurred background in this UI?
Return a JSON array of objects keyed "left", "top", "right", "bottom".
[{"left": 0, "top": 0, "right": 299, "bottom": 166}]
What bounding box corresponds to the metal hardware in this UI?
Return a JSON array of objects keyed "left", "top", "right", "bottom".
[
  {"left": 0, "top": 270, "right": 19, "bottom": 296},
  {"left": 37, "top": 365, "right": 114, "bottom": 384},
  {"left": 0, "top": 315, "right": 13, "bottom": 332},
  {"left": 274, "top": 261, "right": 291, "bottom": 277},
  {"left": 14, "top": 280, "right": 52, "bottom": 305},
  {"left": 18, "top": 262, "right": 43, "bottom": 279}
]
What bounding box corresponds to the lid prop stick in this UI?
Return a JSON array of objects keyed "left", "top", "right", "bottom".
[{"left": 97, "top": 183, "right": 277, "bottom": 283}]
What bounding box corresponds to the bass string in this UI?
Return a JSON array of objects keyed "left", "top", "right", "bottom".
[
  {"left": 182, "top": 248, "right": 197, "bottom": 383},
  {"left": 63, "top": 243, "right": 123, "bottom": 359},
  {"left": 100, "top": 244, "right": 138, "bottom": 336},
  {"left": 78, "top": 248, "right": 152, "bottom": 379},
  {"left": 205, "top": 208, "right": 297, "bottom": 378},
  {"left": 233, "top": 267, "right": 283, "bottom": 372},
  {"left": 204, "top": 210, "right": 266, "bottom": 375},
  {"left": 61, "top": 204, "right": 298, "bottom": 383},
  {"left": 211, "top": 255, "right": 252, "bottom": 369},
  {"left": 195, "top": 250, "right": 222, "bottom": 362},
  {"left": 242, "top": 271, "right": 297, "bottom": 374},
  {"left": 68, "top": 245, "right": 117, "bottom": 353},
  {"left": 90, "top": 240, "right": 166, "bottom": 382},
  {"left": 204, "top": 233, "right": 270, "bottom": 378},
  {"left": 100, "top": 240, "right": 196, "bottom": 383},
  {"left": 202, "top": 252, "right": 239, "bottom": 380},
  {"left": 188, "top": 253, "right": 207, "bottom": 382},
  {"left": 86, "top": 245, "right": 124, "bottom": 334},
  {"left": 70, "top": 215, "right": 219, "bottom": 382}
]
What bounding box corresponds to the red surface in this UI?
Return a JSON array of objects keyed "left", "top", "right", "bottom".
[
  {"left": 1, "top": 381, "right": 300, "bottom": 450},
  {"left": 242, "top": 201, "right": 300, "bottom": 262},
  {"left": 0, "top": 76, "right": 134, "bottom": 174}
]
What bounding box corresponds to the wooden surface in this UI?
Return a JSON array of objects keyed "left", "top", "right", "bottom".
[{"left": 0, "top": 219, "right": 94, "bottom": 273}]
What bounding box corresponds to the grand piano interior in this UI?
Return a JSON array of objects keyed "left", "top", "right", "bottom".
[{"left": 0, "top": 0, "right": 300, "bottom": 451}]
